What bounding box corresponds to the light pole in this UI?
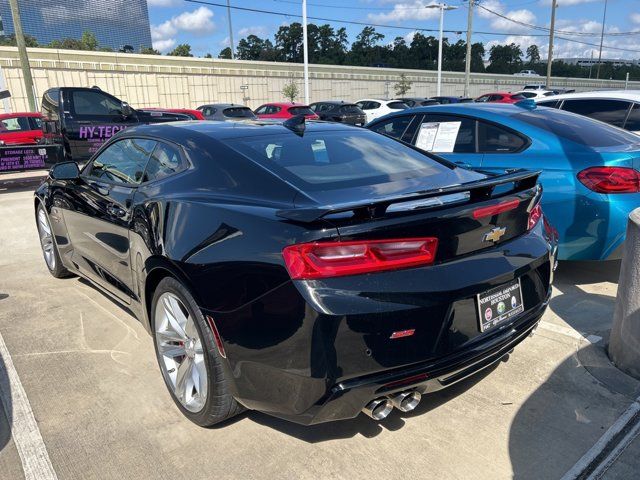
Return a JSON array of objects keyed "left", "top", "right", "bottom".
[
  {"left": 226, "top": 0, "right": 235, "bottom": 60},
  {"left": 463, "top": 0, "right": 474, "bottom": 98},
  {"left": 302, "top": 0, "right": 310, "bottom": 105},
  {"left": 426, "top": 4, "right": 457, "bottom": 97},
  {"left": 596, "top": 0, "right": 608, "bottom": 79},
  {"left": 8, "top": 0, "right": 36, "bottom": 111},
  {"left": 546, "top": 0, "right": 557, "bottom": 88}
]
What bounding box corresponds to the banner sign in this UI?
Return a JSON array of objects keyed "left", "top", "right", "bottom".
[{"left": 0, "top": 145, "right": 63, "bottom": 173}]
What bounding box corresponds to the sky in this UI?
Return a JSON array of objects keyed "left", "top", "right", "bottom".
[{"left": 146, "top": 0, "right": 640, "bottom": 61}]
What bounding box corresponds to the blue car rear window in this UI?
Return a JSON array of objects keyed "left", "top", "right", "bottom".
[{"left": 513, "top": 109, "right": 640, "bottom": 148}]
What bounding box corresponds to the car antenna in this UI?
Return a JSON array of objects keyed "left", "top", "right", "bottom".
[{"left": 283, "top": 114, "right": 306, "bottom": 136}]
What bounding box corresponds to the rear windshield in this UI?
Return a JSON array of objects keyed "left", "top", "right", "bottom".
[
  {"left": 289, "top": 106, "right": 315, "bottom": 116},
  {"left": 340, "top": 104, "right": 362, "bottom": 114},
  {"left": 511, "top": 94, "right": 526, "bottom": 100},
  {"left": 388, "top": 102, "right": 408, "bottom": 110},
  {"left": 224, "top": 107, "right": 255, "bottom": 118},
  {"left": 223, "top": 130, "right": 450, "bottom": 190},
  {"left": 514, "top": 109, "right": 640, "bottom": 148}
]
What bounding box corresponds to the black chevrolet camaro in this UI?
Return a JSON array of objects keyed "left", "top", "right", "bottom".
[{"left": 34, "top": 118, "right": 557, "bottom": 426}]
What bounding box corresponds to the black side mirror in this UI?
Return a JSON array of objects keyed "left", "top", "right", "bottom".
[
  {"left": 50, "top": 161, "right": 79, "bottom": 180},
  {"left": 121, "top": 102, "right": 133, "bottom": 117}
]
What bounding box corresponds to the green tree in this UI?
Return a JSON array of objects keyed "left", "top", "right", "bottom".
[
  {"left": 140, "top": 46, "right": 160, "bottom": 55},
  {"left": 486, "top": 43, "right": 523, "bottom": 74},
  {"left": 168, "top": 44, "right": 193, "bottom": 57},
  {"left": 444, "top": 39, "right": 466, "bottom": 71},
  {"left": 81, "top": 31, "right": 98, "bottom": 51},
  {"left": 526, "top": 45, "right": 540, "bottom": 66},
  {"left": 48, "top": 38, "right": 84, "bottom": 50},
  {"left": 408, "top": 33, "right": 438, "bottom": 70},
  {"left": 204, "top": 52, "right": 213, "bottom": 59},
  {"left": 218, "top": 47, "right": 232, "bottom": 59},
  {"left": 275, "top": 23, "right": 304, "bottom": 62},
  {"left": 348, "top": 26, "right": 385, "bottom": 66},
  {"left": 0, "top": 34, "right": 39, "bottom": 47},
  {"left": 282, "top": 79, "right": 299, "bottom": 102},
  {"left": 471, "top": 42, "right": 486, "bottom": 72},
  {"left": 393, "top": 73, "right": 412, "bottom": 96},
  {"left": 236, "top": 35, "right": 276, "bottom": 61}
]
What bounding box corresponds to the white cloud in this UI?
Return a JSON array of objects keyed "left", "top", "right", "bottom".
[
  {"left": 368, "top": 1, "right": 440, "bottom": 23},
  {"left": 151, "top": 6, "right": 216, "bottom": 53},
  {"left": 489, "top": 9, "right": 537, "bottom": 33},
  {"left": 238, "top": 26, "right": 268, "bottom": 37},
  {"left": 632, "top": 13, "right": 640, "bottom": 25}
]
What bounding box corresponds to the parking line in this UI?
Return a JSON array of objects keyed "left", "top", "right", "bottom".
[
  {"left": 0, "top": 331, "right": 58, "bottom": 480},
  {"left": 560, "top": 398, "right": 640, "bottom": 480},
  {"left": 538, "top": 321, "right": 603, "bottom": 344}
]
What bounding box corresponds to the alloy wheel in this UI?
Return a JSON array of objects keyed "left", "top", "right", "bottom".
[
  {"left": 37, "top": 209, "right": 56, "bottom": 271},
  {"left": 155, "top": 292, "right": 208, "bottom": 413}
]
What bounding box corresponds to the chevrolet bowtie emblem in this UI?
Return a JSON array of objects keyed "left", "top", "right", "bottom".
[{"left": 484, "top": 227, "right": 507, "bottom": 243}]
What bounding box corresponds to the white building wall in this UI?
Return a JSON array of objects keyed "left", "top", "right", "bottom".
[{"left": 0, "top": 46, "right": 638, "bottom": 113}]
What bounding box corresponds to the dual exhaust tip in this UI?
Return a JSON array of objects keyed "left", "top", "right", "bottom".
[{"left": 362, "top": 390, "right": 422, "bottom": 420}]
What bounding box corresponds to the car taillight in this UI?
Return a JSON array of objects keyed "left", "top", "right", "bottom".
[
  {"left": 528, "top": 203, "right": 542, "bottom": 230},
  {"left": 577, "top": 167, "right": 640, "bottom": 193},
  {"left": 282, "top": 237, "right": 438, "bottom": 280},
  {"left": 473, "top": 199, "right": 520, "bottom": 219}
]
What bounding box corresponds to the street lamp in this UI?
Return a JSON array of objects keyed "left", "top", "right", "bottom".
[{"left": 425, "top": 3, "right": 457, "bottom": 97}]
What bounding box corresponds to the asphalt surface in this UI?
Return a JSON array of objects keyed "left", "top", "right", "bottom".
[{"left": 0, "top": 186, "right": 639, "bottom": 480}]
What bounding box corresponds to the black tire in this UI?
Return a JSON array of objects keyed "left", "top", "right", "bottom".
[
  {"left": 151, "top": 276, "right": 244, "bottom": 426},
  {"left": 36, "top": 204, "right": 72, "bottom": 278}
]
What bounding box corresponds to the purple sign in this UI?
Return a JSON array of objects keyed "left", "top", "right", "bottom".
[
  {"left": 79, "top": 124, "right": 129, "bottom": 154},
  {"left": 0, "top": 147, "right": 47, "bottom": 172}
]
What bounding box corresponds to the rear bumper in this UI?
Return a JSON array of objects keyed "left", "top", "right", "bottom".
[{"left": 274, "top": 292, "right": 548, "bottom": 425}]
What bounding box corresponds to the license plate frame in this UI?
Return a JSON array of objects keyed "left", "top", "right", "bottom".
[{"left": 476, "top": 278, "right": 524, "bottom": 332}]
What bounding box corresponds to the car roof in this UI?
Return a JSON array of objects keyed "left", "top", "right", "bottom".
[
  {"left": 205, "top": 103, "right": 247, "bottom": 108},
  {"left": 261, "top": 102, "right": 308, "bottom": 108},
  {"left": 120, "top": 118, "right": 357, "bottom": 142},
  {"left": 382, "top": 102, "right": 536, "bottom": 120},
  {"left": 311, "top": 100, "right": 353, "bottom": 105},
  {"left": 144, "top": 107, "right": 201, "bottom": 114},
  {"left": 479, "top": 92, "right": 516, "bottom": 96},
  {"left": 0, "top": 112, "right": 41, "bottom": 119},
  {"left": 534, "top": 90, "right": 640, "bottom": 102}
]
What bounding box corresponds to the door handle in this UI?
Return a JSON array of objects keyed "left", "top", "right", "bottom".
[{"left": 107, "top": 204, "right": 126, "bottom": 218}]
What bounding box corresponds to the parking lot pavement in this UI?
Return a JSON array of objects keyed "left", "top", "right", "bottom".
[{"left": 1, "top": 188, "right": 639, "bottom": 480}]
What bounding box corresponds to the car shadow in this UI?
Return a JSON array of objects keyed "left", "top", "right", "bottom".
[{"left": 240, "top": 361, "right": 501, "bottom": 443}]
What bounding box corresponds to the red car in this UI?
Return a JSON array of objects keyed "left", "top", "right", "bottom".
[
  {"left": 254, "top": 102, "right": 319, "bottom": 120},
  {"left": 0, "top": 112, "right": 43, "bottom": 145},
  {"left": 141, "top": 108, "right": 205, "bottom": 120},
  {"left": 475, "top": 92, "right": 526, "bottom": 104}
]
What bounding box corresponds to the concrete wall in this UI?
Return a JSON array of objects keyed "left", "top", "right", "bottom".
[{"left": 0, "top": 46, "right": 638, "bottom": 113}]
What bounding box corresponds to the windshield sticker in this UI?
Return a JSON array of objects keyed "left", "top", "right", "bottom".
[{"left": 415, "top": 121, "right": 461, "bottom": 153}]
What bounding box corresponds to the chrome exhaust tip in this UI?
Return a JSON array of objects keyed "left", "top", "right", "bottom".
[
  {"left": 389, "top": 390, "right": 421, "bottom": 413},
  {"left": 362, "top": 398, "right": 393, "bottom": 420}
]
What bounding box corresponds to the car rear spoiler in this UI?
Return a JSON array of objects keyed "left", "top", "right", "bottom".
[{"left": 276, "top": 169, "right": 541, "bottom": 223}]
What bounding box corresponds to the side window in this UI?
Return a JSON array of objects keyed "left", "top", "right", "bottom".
[
  {"left": 422, "top": 114, "right": 476, "bottom": 153},
  {"left": 255, "top": 106, "right": 267, "bottom": 115},
  {"left": 86, "top": 138, "right": 156, "bottom": 184},
  {"left": 143, "top": 142, "right": 184, "bottom": 182},
  {"left": 356, "top": 102, "right": 366, "bottom": 110},
  {"left": 475, "top": 95, "right": 489, "bottom": 103},
  {"left": 72, "top": 90, "right": 123, "bottom": 116},
  {"left": 203, "top": 107, "right": 215, "bottom": 117},
  {"left": 0, "top": 117, "right": 30, "bottom": 131},
  {"left": 478, "top": 121, "right": 527, "bottom": 153},
  {"left": 30, "top": 117, "right": 42, "bottom": 129},
  {"left": 490, "top": 95, "right": 503, "bottom": 102},
  {"left": 370, "top": 102, "right": 381, "bottom": 109},
  {"left": 370, "top": 115, "right": 414, "bottom": 140},
  {"left": 537, "top": 99, "right": 560, "bottom": 108},
  {"left": 562, "top": 99, "right": 631, "bottom": 128},
  {"left": 624, "top": 103, "right": 640, "bottom": 132}
]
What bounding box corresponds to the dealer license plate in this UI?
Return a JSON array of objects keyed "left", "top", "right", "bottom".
[{"left": 476, "top": 278, "right": 524, "bottom": 332}]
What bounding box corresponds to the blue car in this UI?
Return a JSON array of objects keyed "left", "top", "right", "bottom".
[{"left": 367, "top": 103, "right": 640, "bottom": 260}]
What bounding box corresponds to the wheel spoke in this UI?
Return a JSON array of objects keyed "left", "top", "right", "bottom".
[
  {"left": 193, "top": 356, "right": 207, "bottom": 397},
  {"left": 162, "top": 296, "right": 187, "bottom": 339},
  {"left": 185, "top": 316, "right": 198, "bottom": 339},
  {"left": 175, "top": 357, "right": 192, "bottom": 402},
  {"left": 156, "top": 329, "right": 184, "bottom": 344},
  {"left": 158, "top": 344, "right": 186, "bottom": 359}
]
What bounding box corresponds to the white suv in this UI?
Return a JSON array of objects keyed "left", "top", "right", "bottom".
[{"left": 355, "top": 99, "right": 409, "bottom": 123}]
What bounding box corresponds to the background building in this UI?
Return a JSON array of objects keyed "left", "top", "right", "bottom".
[{"left": 0, "top": 0, "right": 152, "bottom": 51}]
